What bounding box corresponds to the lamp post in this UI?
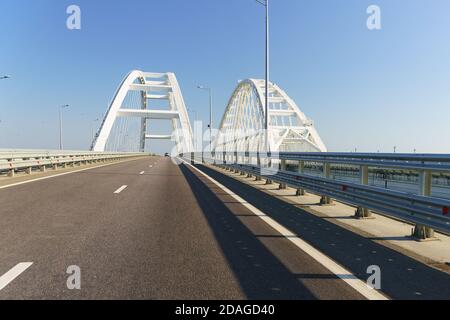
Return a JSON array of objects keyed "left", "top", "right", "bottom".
[
  {"left": 197, "top": 85, "right": 213, "bottom": 152},
  {"left": 59, "top": 104, "right": 70, "bottom": 150},
  {"left": 255, "top": 0, "right": 269, "bottom": 153}
]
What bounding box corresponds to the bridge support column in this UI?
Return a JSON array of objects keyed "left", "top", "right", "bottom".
[
  {"left": 355, "top": 165, "right": 373, "bottom": 219},
  {"left": 413, "top": 170, "right": 435, "bottom": 240},
  {"left": 296, "top": 161, "right": 305, "bottom": 196},
  {"left": 279, "top": 159, "right": 287, "bottom": 190},
  {"left": 320, "top": 163, "right": 333, "bottom": 205}
]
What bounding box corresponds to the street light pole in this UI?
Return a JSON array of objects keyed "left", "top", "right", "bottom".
[
  {"left": 197, "top": 86, "right": 213, "bottom": 152},
  {"left": 59, "top": 104, "right": 70, "bottom": 150},
  {"left": 265, "top": 0, "right": 269, "bottom": 153},
  {"left": 255, "top": 0, "right": 270, "bottom": 153}
]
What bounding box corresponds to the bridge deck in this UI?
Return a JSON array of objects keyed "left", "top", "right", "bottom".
[{"left": 0, "top": 157, "right": 448, "bottom": 299}]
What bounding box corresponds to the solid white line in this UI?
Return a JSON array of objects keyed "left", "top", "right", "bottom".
[
  {"left": 0, "top": 159, "right": 140, "bottom": 191},
  {"left": 180, "top": 159, "right": 388, "bottom": 301},
  {"left": 114, "top": 185, "right": 128, "bottom": 194},
  {"left": 0, "top": 262, "right": 33, "bottom": 291}
]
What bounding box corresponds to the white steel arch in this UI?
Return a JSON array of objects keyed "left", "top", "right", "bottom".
[
  {"left": 214, "top": 79, "right": 327, "bottom": 153},
  {"left": 92, "top": 70, "right": 193, "bottom": 154}
]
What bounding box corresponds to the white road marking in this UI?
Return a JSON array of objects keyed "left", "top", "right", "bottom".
[
  {"left": 140, "top": 171, "right": 145, "bottom": 175},
  {"left": 149, "top": 165, "right": 153, "bottom": 168},
  {"left": 114, "top": 185, "right": 128, "bottom": 194},
  {"left": 0, "top": 159, "right": 140, "bottom": 191},
  {"left": 180, "top": 158, "right": 389, "bottom": 301},
  {"left": 0, "top": 262, "right": 33, "bottom": 291}
]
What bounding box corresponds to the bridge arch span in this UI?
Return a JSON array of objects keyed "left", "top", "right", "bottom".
[
  {"left": 92, "top": 70, "right": 193, "bottom": 154},
  {"left": 214, "top": 79, "right": 327, "bottom": 153}
]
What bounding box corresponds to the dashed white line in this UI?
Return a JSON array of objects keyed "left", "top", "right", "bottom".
[
  {"left": 114, "top": 185, "right": 128, "bottom": 194},
  {"left": 0, "top": 159, "right": 138, "bottom": 191},
  {"left": 140, "top": 171, "right": 145, "bottom": 175},
  {"left": 181, "top": 158, "right": 389, "bottom": 301},
  {"left": 0, "top": 262, "right": 33, "bottom": 291}
]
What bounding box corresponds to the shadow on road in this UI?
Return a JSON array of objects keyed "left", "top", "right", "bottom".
[
  {"left": 179, "top": 163, "right": 319, "bottom": 300},
  {"left": 186, "top": 163, "right": 450, "bottom": 300}
]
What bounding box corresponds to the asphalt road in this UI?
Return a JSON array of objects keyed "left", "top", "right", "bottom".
[{"left": 0, "top": 157, "right": 448, "bottom": 299}]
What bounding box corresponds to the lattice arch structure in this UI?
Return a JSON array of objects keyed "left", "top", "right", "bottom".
[
  {"left": 214, "top": 79, "right": 327, "bottom": 153},
  {"left": 92, "top": 70, "right": 193, "bottom": 154}
]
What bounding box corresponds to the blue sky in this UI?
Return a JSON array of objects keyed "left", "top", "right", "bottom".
[{"left": 0, "top": 0, "right": 450, "bottom": 153}]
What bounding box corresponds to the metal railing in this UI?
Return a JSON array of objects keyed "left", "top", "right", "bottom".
[
  {"left": 183, "top": 152, "right": 450, "bottom": 237},
  {"left": 0, "top": 149, "right": 148, "bottom": 177}
]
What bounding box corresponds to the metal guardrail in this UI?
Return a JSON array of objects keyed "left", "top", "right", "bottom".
[
  {"left": 183, "top": 152, "right": 450, "bottom": 236},
  {"left": 0, "top": 150, "right": 148, "bottom": 176},
  {"left": 237, "top": 151, "right": 450, "bottom": 173}
]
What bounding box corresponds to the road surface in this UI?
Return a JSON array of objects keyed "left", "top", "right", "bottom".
[{"left": 0, "top": 157, "right": 448, "bottom": 299}]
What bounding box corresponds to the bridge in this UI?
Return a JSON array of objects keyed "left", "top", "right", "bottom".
[{"left": 0, "top": 71, "right": 449, "bottom": 300}]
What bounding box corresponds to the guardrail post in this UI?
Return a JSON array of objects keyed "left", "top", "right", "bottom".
[
  {"left": 279, "top": 159, "right": 287, "bottom": 190},
  {"left": 234, "top": 151, "right": 240, "bottom": 173},
  {"left": 242, "top": 152, "right": 248, "bottom": 176},
  {"left": 224, "top": 152, "right": 230, "bottom": 170},
  {"left": 246, "top": 154, "right": 253, "bottom": 178},
  {"left": 26, "top": 167, "right": 32, "bottom": 175},
  {"left": 8, "top": 168, "right": 14, "bottom": 178},
  {"left": 265, "top": 153, "right": 273, "bottom": 185},
  {"left": 413, "top": 170, "right": 435, "bottom": 240},
  {"left": 355, "top": 165, "right": 373, "bottom": 219},
  {"left": 320, "top": 163, "right": 333, "bottom": 205},
  {"left": 40, "top": 165, "right": 46, "bottom": 172},
  {"left": 296, "top": 161, "right": 305, "bottom": 196},
  {"left": 254, "top": 152, "right": 262, "bottom": 181}
]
